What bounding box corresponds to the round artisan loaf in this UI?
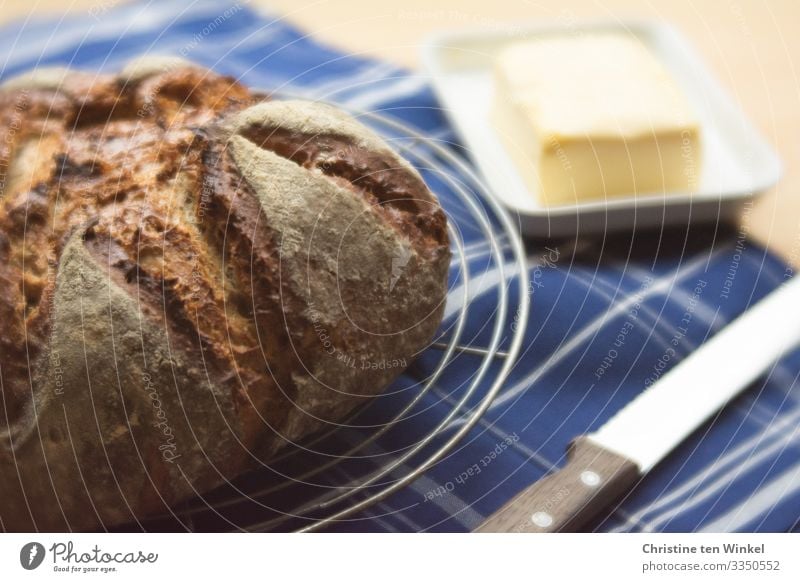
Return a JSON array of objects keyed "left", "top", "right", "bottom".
[{"left": 0, "top": 58, "right": 450, "bottom": 531}]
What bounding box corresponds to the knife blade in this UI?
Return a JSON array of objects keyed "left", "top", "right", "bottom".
[{"left": 478, "top": 275, "right": 800, "bottom": 532}]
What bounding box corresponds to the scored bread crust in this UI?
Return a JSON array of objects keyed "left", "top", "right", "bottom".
[{"left": 0, "top": 58, "right": 449, "bottom": 531}]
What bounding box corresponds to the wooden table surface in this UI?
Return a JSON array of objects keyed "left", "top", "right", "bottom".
[{"left": 3, "top": 0, "right": 799, "bottom": 265}]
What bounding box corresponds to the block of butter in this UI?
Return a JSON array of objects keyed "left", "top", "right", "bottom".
[{"left": 491, "top": 33, "right": 702, "bottom": 206}]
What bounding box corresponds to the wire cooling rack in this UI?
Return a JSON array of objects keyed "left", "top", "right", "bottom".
[{"left": 129, "top": 105, "right": 530, "bottom": 532}]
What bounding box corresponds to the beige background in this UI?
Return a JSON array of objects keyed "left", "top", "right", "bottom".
[{"left": 2, "top": 0, "right": 799, "bottom": 265}]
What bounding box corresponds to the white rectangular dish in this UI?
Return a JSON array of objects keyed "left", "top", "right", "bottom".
[{"left": 420, "top": 21, "right": 782, "bottom": 238}]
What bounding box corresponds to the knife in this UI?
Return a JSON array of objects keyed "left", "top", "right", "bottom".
[{"left": 477, "top": 275, "right": 800, "bottom": 532}]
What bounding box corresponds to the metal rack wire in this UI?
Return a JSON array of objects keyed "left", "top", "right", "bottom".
[{"left": 135, "top": 106, "right": 530, "bottom": 532}]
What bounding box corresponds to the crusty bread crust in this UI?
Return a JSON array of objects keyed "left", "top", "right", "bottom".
[{"left": 0, "top": 60, "right": 449, "bottom": 530}]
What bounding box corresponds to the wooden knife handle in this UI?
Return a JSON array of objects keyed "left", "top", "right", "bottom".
[{"left": 476, "top": 437, "right": 641, "bottom": 532}]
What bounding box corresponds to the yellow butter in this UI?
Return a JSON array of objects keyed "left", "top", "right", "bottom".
[{"left": 491, "top": 33, "right": 702, "bottom": 206}]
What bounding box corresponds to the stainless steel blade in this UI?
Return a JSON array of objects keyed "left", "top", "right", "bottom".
[{"left": 588, "top": 275, "right": 800, "bottom": 472}]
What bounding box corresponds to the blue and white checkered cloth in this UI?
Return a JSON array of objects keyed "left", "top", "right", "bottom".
[{"left": 3, "top": 0, "right": 799, "bottom": 533}]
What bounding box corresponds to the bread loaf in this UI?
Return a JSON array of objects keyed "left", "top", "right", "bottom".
[{"left": 0, "top": 58, "right": 449, "bottom": 531}]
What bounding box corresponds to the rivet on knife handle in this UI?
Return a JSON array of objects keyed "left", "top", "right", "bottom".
[{"left": 476, "top": 437, "right": 641, "bottom": 532}]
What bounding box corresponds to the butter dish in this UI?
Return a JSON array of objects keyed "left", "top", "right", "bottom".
[{"left": 421, "top": 21, "right": 781, "bottom": 237}]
